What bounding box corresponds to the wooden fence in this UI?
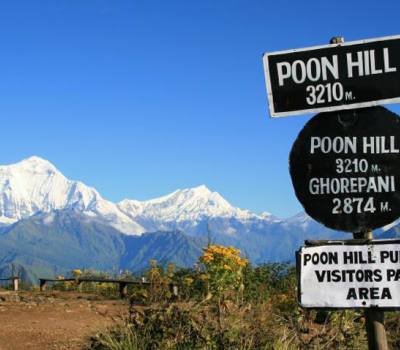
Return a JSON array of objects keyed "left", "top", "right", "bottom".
[
  {"left": 0, "top": 277, "right": 19, "bottom": 291},
  {"left": 39, "top": 277, "right": 179, "bottom": 299}
]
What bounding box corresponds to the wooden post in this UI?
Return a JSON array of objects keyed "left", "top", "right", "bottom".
[
  {"left": 39, "top": 279, "right": 47, "bottom": 292},
  {"left": 119, "top": 282, "right": 128, "bottom": 298},
  {"left": 353, "top": 231, "right": 388, "bottom": 350},
  {"left": 12, "top": 277, "right": 18, "bottom": 292},
  {"left": 169, "top": 283, "right": 179, "bottom": 300},
  {"left": 365, "top": 309, "right": 388, "bottom": 350},
  {"left": 77, "top": 280, "right": 83, "bottom": 292},
  {"left": 329, "top": 36, "right": 388, "bottom": 350}
]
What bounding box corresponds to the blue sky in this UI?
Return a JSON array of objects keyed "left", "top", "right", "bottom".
[{"left": 0, "top": 0, "right": 399, "bottom": 218}]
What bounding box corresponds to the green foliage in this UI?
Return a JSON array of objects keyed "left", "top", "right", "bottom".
[
  {"left": 200, "top": 245, "right": 247, "bottom": 302},
  {"left": 143, "top": 260, "right": 175, "bottom": 303},
  {"left": 242, "top": 263, "right": 296, "bottom": 303},
  {"left": 90, "top": 326, "right": 145, "bottom": 350},
  {"left": 86, "top": 247, "right": 399, "bottom": 350},
  {"left": 170, "top": 267, "right": 205, "bottom": 301},
  {"left": 385, "top": 311, "right": 400, "bottom": 348}
]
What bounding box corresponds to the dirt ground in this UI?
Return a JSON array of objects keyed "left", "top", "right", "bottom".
[{"left": 0, "top": 290, "right": 128, "bottom": 350}]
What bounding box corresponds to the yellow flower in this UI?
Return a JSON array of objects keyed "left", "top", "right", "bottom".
[
  {"left": 237, "top": 258, "right": 248, "bottom": 267},
  {"left": 72, "top": 269, "right": 82, "bottom": 276},
  {"left": 184, "top": 277, "right": 194, "bottom": 286},
  {"left": 201, "top": 254, "right": 214, "bottom": 263},
  {"left": 199, "top": 273, "right": 209, "bottom": 281}
]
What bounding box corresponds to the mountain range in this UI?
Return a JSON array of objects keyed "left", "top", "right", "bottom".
[
  {"left": 0, "top": 156, "right": 275, "bottom": 235},
  {"left": 0, "top": 156, "right": 396, "bottom": 283}
]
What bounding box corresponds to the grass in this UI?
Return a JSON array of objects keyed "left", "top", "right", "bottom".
[{"left": 51, "top": 261, "right": 399, "bottom": 349}]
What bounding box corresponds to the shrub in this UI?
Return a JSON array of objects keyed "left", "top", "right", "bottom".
[{"left": 200, "top": 245, "right": 248, "bottom": 302}]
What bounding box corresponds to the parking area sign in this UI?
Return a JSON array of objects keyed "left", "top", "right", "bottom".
[{"left": 297, "top": 240, "right": 400, "bottom": 309}]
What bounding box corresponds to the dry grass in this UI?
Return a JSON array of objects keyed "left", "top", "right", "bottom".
[{"left": 89, "top": 297, "right": 395, "bottom": 349}]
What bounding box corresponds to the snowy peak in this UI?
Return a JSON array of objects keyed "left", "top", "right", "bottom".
[
  {"left": 9, "top": 156, "right": 59, "bottom": 173},
  {"left": 0, "top": 157, "right": 71, "bottom": 222},
  {"left": 0, "top": 156, "right": 63, "bottom": 189},
  {"left": 118, "top": 184, "right": 254, "bottom": 222},
  {"left": 0, "top": 156, "right": 144, "bottom": 234},
  {"left": 259, "top": 211, "right": 282, "bottom": 223},
  {"left": 283, "top": 211, "right": 313, "bottom": 230}
]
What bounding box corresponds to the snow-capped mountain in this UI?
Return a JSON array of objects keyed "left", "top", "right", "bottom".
[
  {"left": 283, "top": 211, "right": 313, "bottom": 229},
  {"left": 0, "top": 156, "right": 144, "bottom": 234},
  {"left": 3, "top": 156, "right": 398, "bottom": 282},
  {"left": 0, "top": 156, "right": 282, "bottom": 235},
  {"left": 118, "top": 185, "right": 254, "bottom": 221},
  {"left": 118, "top": 186, "right": 285, "bottom": 236},
  {"left": 0, "top": 156, "right": 351, "bottom": 281},
  {"left": 0, "top": 156, "right": 345, "bottom": 242}
]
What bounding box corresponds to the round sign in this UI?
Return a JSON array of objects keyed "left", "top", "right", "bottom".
[{"left": 289, "top": 106, "right": 400, "bottom": 232}]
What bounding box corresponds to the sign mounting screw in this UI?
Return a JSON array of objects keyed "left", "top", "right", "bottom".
[{"left": 330, "top": 36, "right": 345, "bottom": 44}]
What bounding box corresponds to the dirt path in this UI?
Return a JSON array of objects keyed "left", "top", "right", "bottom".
[{"left": 0, "top": 290, "right": 128, "bottom": 350}]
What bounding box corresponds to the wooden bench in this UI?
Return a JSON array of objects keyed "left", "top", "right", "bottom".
[
  {"left": 0, "top": 277, "right": 19, "bottom": 291},
  {"left": 39, "top": 277, "right": 179, "bottom": 299}
]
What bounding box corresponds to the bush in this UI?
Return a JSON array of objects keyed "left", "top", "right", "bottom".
[{"left": 87, "top": 246, "right": 400, "bottom": 349}]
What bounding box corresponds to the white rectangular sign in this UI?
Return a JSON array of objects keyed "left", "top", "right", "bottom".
[{"left": 298, "top": 241, "right": 400, "bottom": 308}]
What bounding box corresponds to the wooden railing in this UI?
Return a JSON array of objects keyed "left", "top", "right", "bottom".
[{"left": 38, "top": 277, "right": 179, "bottom": 299}]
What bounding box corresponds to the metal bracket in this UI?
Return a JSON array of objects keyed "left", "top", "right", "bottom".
[{"left": 338, "top": 110, "right": 359, "bottom": 129}]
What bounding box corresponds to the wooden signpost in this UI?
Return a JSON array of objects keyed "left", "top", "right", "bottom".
[
  {"left": 263, "top": 35, "right": 400, "bottom": 118},
  {"left": 289, "top": 106, "right": 400, "bottom": 233},
  {"left": 262, "top": 35, "right": 400, "bottom": 349}
]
